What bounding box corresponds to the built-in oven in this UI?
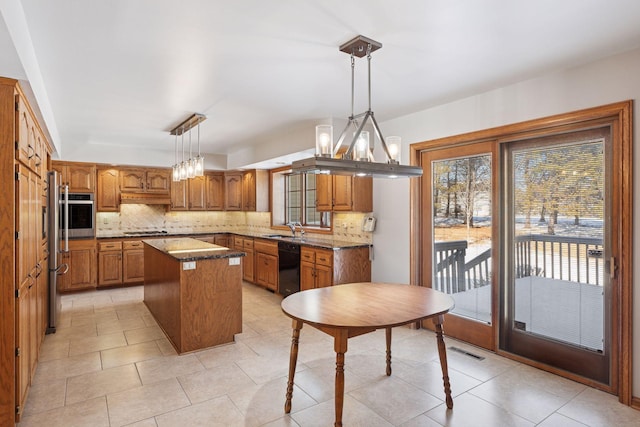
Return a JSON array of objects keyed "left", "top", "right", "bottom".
[
  {"left": 60, "top": 192, "right": 95, "bottom": 239},
  {"left": 278, "top": 241, "right": 300, "bottom": 297}
]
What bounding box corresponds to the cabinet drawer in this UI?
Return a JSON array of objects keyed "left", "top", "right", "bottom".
[
  {"left": 98, "top": 241, "right": 122, "bottom": 251},
  {"left": 300, "top": 247, "right": 315, "bottom": 263},
  {"left": 254, "top": 239, "right": 278, "bottom": 256},
  {"left": 233, "top": 237, "right": 243, "bottom": 249},
  {"left": 315, "top": 249, "right": 333, "bottom": 267},
  {"left": 243, "top": 238, "right": 254, "bottom": 250},
  {"left": 123, "top": 241, "right": 143, "bottom": 250}
]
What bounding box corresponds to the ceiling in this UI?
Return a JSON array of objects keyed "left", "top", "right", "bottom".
[{"left": 3, "top": 0, "right": 640, "bottom": 168}]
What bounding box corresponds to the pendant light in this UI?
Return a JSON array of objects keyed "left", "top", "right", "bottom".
[
  {"left": 179, "top": 128, "right": 188, "bottom": 180},
  {"left": 291, "top": 35, "right": 422, "bottom": 178},
  {"left": 172, "top": 132, "right": 180, "bottom": 181},
  {"left": 187, "top": 128, "right": 195, "bottom": 178},
  {"left": 168, "top": 113, "right": 207, "bottom": 180},
  {"left": 194, "top": 120, "right": 204, "bottom": 176}
]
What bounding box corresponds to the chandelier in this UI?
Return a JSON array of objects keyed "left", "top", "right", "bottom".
[
  {"left": 292, "top": 35, "right": 423, "bottom": 178},
  {"left": 170, "top": 113, "right": 206, "bottom": 181}
]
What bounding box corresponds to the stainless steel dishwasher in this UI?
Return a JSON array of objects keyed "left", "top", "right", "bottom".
[{"left": 278, "top": 241, "right": 300, "bottom": 296}]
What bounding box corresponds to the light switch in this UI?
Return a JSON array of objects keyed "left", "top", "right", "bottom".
[
  {"left": 183, "top": 261, "right": 196, "bottom": 270},
  {"left": 229, "top": 257, "right": 240, "bottom": 266}
]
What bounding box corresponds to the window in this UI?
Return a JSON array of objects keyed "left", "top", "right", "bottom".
[{"left": 284, "top": 173, "right": 330, "bottom": 228}]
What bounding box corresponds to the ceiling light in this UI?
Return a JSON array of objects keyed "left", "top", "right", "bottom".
[
  {"left": 291, "top": 35, "right": 423, "bottom": 179},
  {"left": 169, "top": 113, "right": 206, "bottom": 180}
]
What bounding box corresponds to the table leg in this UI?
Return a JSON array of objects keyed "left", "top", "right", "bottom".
[
  {"left": 433, "top": 315, "right": 453, "bottom": 409},
  {"left": 385, "top": 327, "right": 392, "bottom": 376},
  {"left": 334, "top": 329, "right": 348, "bottom": 427},
  {"left": 284, "top": 319, "right": 303, "bottom": 414}
]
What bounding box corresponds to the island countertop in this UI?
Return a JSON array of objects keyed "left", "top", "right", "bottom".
[{"left": 143, "top": 237, "right": 245, "bottom": 261}]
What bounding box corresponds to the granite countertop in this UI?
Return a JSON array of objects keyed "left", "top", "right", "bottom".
[
  {"left": 99, "top": 230, "right": 371, "bottom": 250},
  {"left": 143, "top": 237, "right": 245, "bottom": 261}
]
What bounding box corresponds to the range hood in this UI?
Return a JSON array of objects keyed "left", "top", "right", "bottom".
[{"left": 120, "top": 193, "right": 171, "bottom": 205}]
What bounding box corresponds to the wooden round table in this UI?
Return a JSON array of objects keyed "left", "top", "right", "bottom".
[{"left": 281, "top": 282, "right": 455, "bottom": 427}]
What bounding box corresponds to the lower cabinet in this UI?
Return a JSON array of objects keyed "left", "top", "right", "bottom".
[
  {"left": 59, "top": 239, "right": 97, "bottom": 292},
  {"left": 98, "top": 240, "right": 145, "bottom": 287},
  {"left": 242, "top": 238, "right": 255, "bottom": 283},
  {"left": 300, "top": 247, "right": 333, "bottom": 291},
  {"left": 254, "top": 239, "right": 278, "bottom": 291}
]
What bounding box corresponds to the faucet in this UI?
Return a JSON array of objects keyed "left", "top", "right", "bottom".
[
  {"left": 286, "top": 222, "right": 296, "bottom": 237},
  {"left": 294, "top": 222, "right": 305, "bottom": 238}
]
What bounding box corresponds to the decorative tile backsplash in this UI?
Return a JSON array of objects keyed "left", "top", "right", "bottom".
[{"left": 96, "top": 205, "right": 372, "bottom": 244}]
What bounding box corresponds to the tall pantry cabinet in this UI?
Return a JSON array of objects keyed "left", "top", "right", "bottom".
[{"left": 0, "top": 77, "right": 52, "bottom": 425}]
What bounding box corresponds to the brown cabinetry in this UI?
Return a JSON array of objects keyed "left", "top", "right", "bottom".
[
  {"left": 52, "top": 161, "right": 96, "bottom": 193},
  {"left": 58, "top": 239, "right": 97, "bottom": 292},
  {"left": 98, "top": 241, "right": 122, "bottom": 286},
  {"left": 170, "top": 179, "right": 188, "bottom": 211},
  {"left": 16, "top": 93, "right": 47, "bottom": 177},
  {"left": 300, "top": 247, "right": 333, "bottom": 291},
  {"left": 242, "top": 237, "right": 255, "bottom": 283},
  {"left": 188, "top": 175, "right": 206, "bottom": 210},
  {"left": 225, "top": 172, "right": 243, "bottom": 211},
  {"left": 205, "top": 172, "right": 225, "bottom": 210},
  {"left": 122, "top": 241, "right": 144, "bottom": 283},
  {"left": 97, "top": 168, "right": 120, "bottom": 211},
  {"left": 254, "top": 239, "right": 278, "bottom": 291},
  {"left": 214, "top": 233, "right": 230, "bottom": 248},
  {"left": 120, "top": 168, "right": 171, "bottom": 193},
  {"left": 242, "top": 169, "right": 269, "bottom": 211},
  {"left": 316, "top": 175, "right": 372, "bottom": 212}
]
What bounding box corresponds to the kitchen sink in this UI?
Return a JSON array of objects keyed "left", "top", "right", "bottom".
[{"left": 263, "top": 234, "right": 294, "bottom": 239}]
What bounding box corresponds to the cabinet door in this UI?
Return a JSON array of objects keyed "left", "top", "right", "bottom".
[
  {"left": 15, "top": 94, "right": 34, "bottom": 167},
  {"left": 264, "top": 253, "right": 278, "bottom": 291},
  {"left": 300, "top": 261, "right": 316, "bottom": 291},
  {"left": 67, "top": 165, "right": 95, "bottom": 193},
  {"left": 255, "top": 252, "right": 270, "bottom": 288},
  {"left": 60, "top": 241, "right": 96, "bottom": 291},
  {"left": 16, "top": 165, "right": 35, "bottom": 291},
  {"left": 97, "top": 168, "right": 120, "bottom": 212},
  {"left": 15, "top": 283, "right": 31, "bottom": 416},
  {"left": 224, "top": 173, "right": 243, "bottom": 211},
  {"left": 205, "top": 172, "right": 225, "bottom": 210},
  {"left": 170, "top": 179, "right": 188, "bottom": 211},
  {"left": 242, "top": 248, "right": 255, "bottom": 282},
  {"left": 242, "top": 171, "right": 256, "bottom": 211},
  {"left": 33, "top": 129, "right": 45, "bottom": 177},
  {"left": 316, "top": 174, "right": 333, "bottom": 211},
  {"left": 213, "top": 234, "right": 230, "bottom": 248},
  {"left": 188, "top": 176, "right": 206, "bottom": 210},
  {"left": 332, "top": 175, "right": 353, "bottom": 211},
  {"left": 98, "top": 251, "right": 122, "bottom": 286},
  {"left": 146, "top": 169, "right": 171, "bottom": 193},
  {"left": 315, "top": 263, "right": 333, "bottom": 288},
  {"left": 123, "top": 250, "right": 144, "bottom": 283},
  {"left": 120, "top": 169, "right": 145, "bottom": 192}
]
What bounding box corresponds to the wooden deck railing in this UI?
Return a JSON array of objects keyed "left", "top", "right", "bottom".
[{"left": 433, "top": 234, "right": 604, "bottom": 294}]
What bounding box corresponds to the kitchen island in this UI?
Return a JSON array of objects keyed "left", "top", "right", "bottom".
[{"left": 143, "top": 238, "right": 245, "bottom": 354}]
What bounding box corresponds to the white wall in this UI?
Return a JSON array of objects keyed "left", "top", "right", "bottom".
[{"left": 372, "top": 47, "right": 640, "bottom": 396}]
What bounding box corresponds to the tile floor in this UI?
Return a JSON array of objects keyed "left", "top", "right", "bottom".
[{"left": 20, "top": 283, "right": 640, "bottom": 426}]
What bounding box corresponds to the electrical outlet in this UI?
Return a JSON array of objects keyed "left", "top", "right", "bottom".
[
  {"left": 229, "top": 257, "right": 240, "bottom": 266},
  {"left": 183, "top": 261, "right": 196, "bottom": 270}
]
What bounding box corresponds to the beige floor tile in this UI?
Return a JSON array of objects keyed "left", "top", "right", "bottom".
[
  {"left": 101, "top": 340, "right": 163, "bottom": 369},
  {"left": 394, "top": 360, "right": 482, "bottom": 399},
  {"left": 45, "top": 323, "right": 97, "bottom": 341},
  {"left": 32, "top": 351, "right": 102, "bottom": 382},
  {"left": 557, "top": 387, "right": 640, "bottom": 427},
  {"left": 537, "top": 413, "right": 590, "bottom": 427},
  {"left": 178, "top": 362, "right": 256, "bottom": 404},
  {"left": 68, "top": 331, "right": 127, "bottom": 356},
  {"left": 18, "top": 396, "right": 109, "bottom": 427},
  {"left": 123, "top": 418, "right": 158, "bottom": 427},
  {"left": 399, "top": 414, "right": 447, "bottom": 427},
  {"left": 235, "top": 351, "right": 307, "bottom": 385},
  {"left": 291, "top": 395, "right": 393, "bottom": 427},
  {"left": 442, "top": 344, "right": 516, "bottom": 382},
  {"left": 38, "top": 339, "right": 70, "bottom": 362},
  {"left": 107, "top": 378, "right": 190, "bottom": 427},
  {"left": 21, "top": 378, "right": 66, "bottom": 416},
  {"left": 348, "top": 376, "right": 443, "bottom": 425},
  {"left": 124, "top": 325, "right": 166, "bottom": 344},
  {"left": 97, "top": 316, "right": 147, "bottom": 335},
  {"left": 66, "top": 363, "right": 141, "bottom": 404},
  {"left": 259, "top": 416, "right": 301, "bottom": 427},
  {"left": 228, "top": 377, "right": 317, "bottom": 427},
  {"left": 136, "top": 353, "right": 205, "bottom": 385},
  {"left": 155, "top": 337, "right": 178, "bottom": 355},
  {"left": 155, "top": 395, "right": 245, "bottom": 427},
  {"left": 293, "top": 364, "right": 370, "bottom": 403},
  {"left": 425, "top": 393, "right": 534, "bottom": 427},
  {"left": 195, "top": 341, "right": 257, "bottom": 369}
]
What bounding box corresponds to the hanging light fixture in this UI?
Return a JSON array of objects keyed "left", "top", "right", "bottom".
[
  {"left": 291, "top": 35, "right": 422, "bottom": 178},
  {"left": 172, "top": 132, "right": 180, "bottom": 181},
  {"left": 169, "top": 113, "right": 207, "bottom": 180}
]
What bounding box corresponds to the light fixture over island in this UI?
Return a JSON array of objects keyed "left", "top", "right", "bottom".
[{"left": 142, "top": 238, "right": 245, "bottom": 354}]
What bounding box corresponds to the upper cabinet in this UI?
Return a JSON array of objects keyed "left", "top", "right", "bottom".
[
  {"left": 97, "top": 168, "right": 120, "bottom": 212},
  {"left": 316, "top": 175, "right": 372, "bottom": 212},
  {"left": 52, "top": 161, "right": 96, "bottom": 193},
  {"left": 15, "top": 94, "right": 48, "bottom": 177},
  {"left": 242, "top": 170, "right": 269, "bottom": 212},
  {"left": 119, "top": 168, "right": 170, "bottom": 193},
  {"left": 224, "top": 172, "right": 243, "bottom": 211},
  {"left": 188, "top": 175, "right": 206, "bottom": 211},
  {"left": 205, "top": 172, "right": 225, "bottom": 211}
]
